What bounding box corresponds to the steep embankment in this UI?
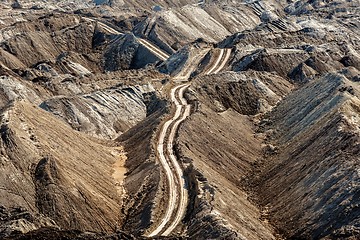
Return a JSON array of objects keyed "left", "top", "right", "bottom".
[
  {"left": 0, "top": 6, "right": 170, "bottom": 239},
  {"left": 0, "top": 100, "right": 125, "bottom": 238},
  {"left": 0, "top": 12, "right": 164, "bottom": 77},
  {"left": 103, "top": 33, "right": 166, "bottom": 71},
  {"left": 115, "top": 0, "right": 198, "bottom": 11},
  {"left": 193, "top": 71, "right": 293, "bottom": 114},
  {"left": 179, "top": 106, "right": 274, "bottom": 239},
  {"left": 0, "top": 16, "right": 95, "bottom": 69},
  {"left": 117, "top": 96, "right": 167, "bottom": 236},
  {"left": 252, "top": 74, "right": 360, "bottom": 239},
  {"left": 0, "top": 0, "right": 358, "bottom": 239}
]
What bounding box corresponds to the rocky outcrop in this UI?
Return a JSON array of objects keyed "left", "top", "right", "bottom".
[
  {"left": 232, "top": 48, "right": 309, "bottom": 79},
  {"left": 0, "top": 206, "right": 57, "bottom": 238},
  {"left": 103, "top": 34, "right": 162, "bottom": 71},
  {"left": 158, "top": 40, "right": 211, "bottom": 78},
  {"left": 0, "top": 75, "right": 42, "bottom": 107}
]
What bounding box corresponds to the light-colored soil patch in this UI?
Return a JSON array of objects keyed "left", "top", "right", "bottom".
[{"left": 112, "top": 147, "right": 127, "bottom": 196}]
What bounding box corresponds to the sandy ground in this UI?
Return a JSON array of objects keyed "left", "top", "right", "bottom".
[{"left": 112, "top": 147, "right": 127, "bottom": 196}]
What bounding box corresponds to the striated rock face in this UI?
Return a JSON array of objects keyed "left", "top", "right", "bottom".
[
  {"left": 103, "top": 34, "right": 163, "bottom": 71},
  {"left": 231, "top": 48, "right": 310, "bottom": 79},
  {"left": 0, "top": 4, "right": 172, "bottom": 238},
  {"left": 164, "top": 1, "right": 359, "bottom": 239},
  {"left": 178, "top": 106, "right": 276, "bottom": 240},
  {"left": 0, "top": 75, "right": 42, "bottom": 107},
  {"left": 0, "top": 11, "right": 167, "bottom": 77},
  {"left": 40, "top": 84, "right": 155, "bottom": 139},
  {"left": 225, "top": 38, "right": 350, "bottom": 84},
  {"left": 134, "top": 3, "right": 261, "bottom": 51},
  {"left": 0, "top": 206, "right": 57, "bottom": 239}
]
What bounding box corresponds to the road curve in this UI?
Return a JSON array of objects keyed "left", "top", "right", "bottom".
[
  {"left": 174, "top": 48, "right": 211, "bottom": 82},
  {"left": 147, "top": 83, "right": 190, "bottom": 237},
  {"left": 205, "top": 48, "right": 225, "bottom": 75},
  {"left": 147, "top": 49, "right": 231, "bottom": 237},
  {"left": 212, "top": 48, "right": 232, "bottom": 74},
  {"left": 205, "top": 48, "right": 232, "bottom": 75},
  {"left": 162, "top": 85, "right": 190, "bottom": 236},
  {"left": 147, "top": 48, "right": 231, "bottom": 237}
]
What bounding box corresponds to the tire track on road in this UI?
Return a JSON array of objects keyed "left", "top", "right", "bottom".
[
  {"left": 147, "top": 83, "right": 189, "bottom": 237},
  {"left": 148, "top": 48, "right": 232, "bottom": 237}
]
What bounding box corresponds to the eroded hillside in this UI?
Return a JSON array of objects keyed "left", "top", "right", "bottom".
[
  {"left": 0, "top": 0, "right": 359, "bottom": 239},
  {"left": 0, "top": 100, "right": 125, "bottom": 235}
]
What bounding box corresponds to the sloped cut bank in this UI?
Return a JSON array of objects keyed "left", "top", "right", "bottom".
[{"left": 253, "top": 73, "right": 360, "bottom": 239}]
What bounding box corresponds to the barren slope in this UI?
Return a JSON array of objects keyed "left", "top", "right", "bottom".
[
  {"left": 251, "top": 74, "right": 360, "bottom": 239},
  {"left": 40, "top": 84, "right": 154, "bottom": 139},
  {"left": 172, "top": 69, "right": 293, "bottom": 239},
  {"left": 133, "top": 3, "right": 261, "bottom": 51},
  {"left": 0, "top": 0, "right": 359, "bottom": 239},
  {"left": 0, "top": 100, "right": 125, "bottom": 237}
]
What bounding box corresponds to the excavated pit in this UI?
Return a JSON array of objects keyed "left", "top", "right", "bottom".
[{"left": 0, "top": 0, "right": 359, "bottom": 239}]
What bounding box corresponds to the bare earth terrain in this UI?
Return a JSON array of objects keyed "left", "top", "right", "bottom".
[{"left": 0, "top": 0, "right": 359, "bottom": 239}]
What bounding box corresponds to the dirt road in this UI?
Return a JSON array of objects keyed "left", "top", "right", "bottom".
[
  {"left": 147, "top": 48, "right": 231, "bottom": 237},
  {"left": 147, "top": 83, "right": 190, "bottom": 237},
  {"left": 83, "top": 17, "right": 122, "bottom": 35},
  {"left": 206, "top": 48, "right": 232, "bottom": 75}
]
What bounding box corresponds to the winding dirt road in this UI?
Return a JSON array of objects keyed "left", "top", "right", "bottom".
[
  {"left": 148, "top": 83, "right": 190, "bottom": 237},
  {"left": 84, "top": 15, "right": 233, "bottom": 238},
  {"left": 206, "top": 48, "right": 232, "bottom": 75},
  {"left": 147, "top": 47, "right": 232, "bottom": 237}
]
